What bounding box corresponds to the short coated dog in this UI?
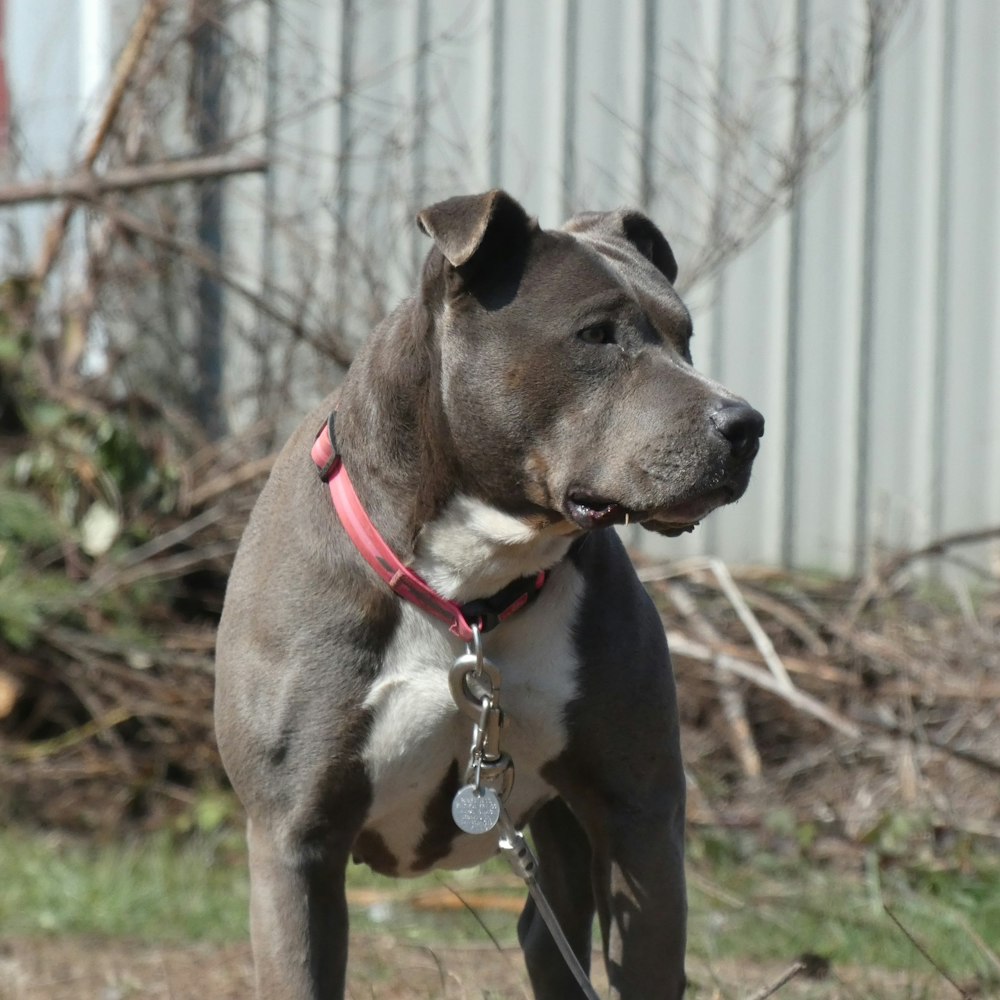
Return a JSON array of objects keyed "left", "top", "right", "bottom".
[{"left": 215, "top": 189, "right": 763, "bottom": 999}]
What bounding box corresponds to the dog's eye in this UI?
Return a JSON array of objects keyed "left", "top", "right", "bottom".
[{"left": 576, "top": 323, "right": 615, "bottom": 345}]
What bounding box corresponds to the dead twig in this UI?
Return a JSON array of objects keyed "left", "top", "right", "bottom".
[
  {"left": 185, "top": 454, "right": 275, "bottom": 508},
  {"left": 702, "top": 557, "right": 797, "bottom": 693},
  {"left": 857, "top": 710, "right": 1000, "bottom": 777},
  {"left": 733, "top": 583, "right": 830, "bottom": 657},
  {"left": 83, "top": 540, "right": 238, "bottom": 595},
  {"left": 847, "top": 525, "right": 1000, "bottom": 621},
  {"left": 953, "top": 912, "right": 1000, "bottom": 979},
  {"left": 668, "top": 582, "right": 763, "bottom": 778},
  {"left": 0, "top": 153, "right": 268, "bottom": 207},
  {"left": 97, "top": 201, "right": 354, "bottom": 367},
  {"left": 883, "top": 904, "right": 972, "bottom": 999},
  {"left": 9, "top": 707, "right": 133, "bottom": 762},
  {"left": 666, "top": 629, "right": 861, "bottom": 739},
  {"left": 87, "top": 504, "right": 230, "bottom": 594},
  {"left": 744, "top": 961, "right": 807, "bottom": 1000}
]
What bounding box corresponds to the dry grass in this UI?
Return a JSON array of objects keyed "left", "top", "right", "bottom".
[{"left": 0, "top": 935, "right": 966, "bottom": 1000}]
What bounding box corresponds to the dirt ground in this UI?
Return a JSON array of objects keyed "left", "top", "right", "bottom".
[{"left": 0, "top": 934, "right": 951, "bottom": 1000}]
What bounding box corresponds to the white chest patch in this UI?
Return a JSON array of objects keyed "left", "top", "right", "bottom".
[
  {"left": 411, "top": 494, "right": 578, "bottom": 603},
  {"left": 358, "top": 502, "right": 584, "bottom": 875}
]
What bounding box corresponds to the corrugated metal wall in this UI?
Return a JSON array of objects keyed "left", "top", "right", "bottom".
[
  {"left": 2, "top": 0, "right": 115, "bottom": 275},
  {"left": 4, "top": 0, "right": 999, "bottom": 575}
]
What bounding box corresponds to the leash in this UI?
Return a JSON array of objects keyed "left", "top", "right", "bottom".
[
  {"left": 310, "top": 414, "right": 599, "bottom": 997},
  {"left": 451, "top": 627, "right": 602, "bottom": 1000}
]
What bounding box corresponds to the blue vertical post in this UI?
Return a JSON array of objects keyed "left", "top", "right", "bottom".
[{"left": 192, "top": 0, "right": 226, "bottom": 438}]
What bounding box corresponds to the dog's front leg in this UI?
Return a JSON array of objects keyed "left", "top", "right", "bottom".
[
  {"left": 591, "top": 803, "right": 687, "bottom": 1000},
  {"left": 518, "top": 797, "right": 596, "bottom": 998},
  {"left": 247, "top": 818, "right": 351, "bottom": 1000}
]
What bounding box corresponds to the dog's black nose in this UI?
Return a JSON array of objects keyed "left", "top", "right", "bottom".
[{"left": 710, "top": 401, "right": 764, "bottom": 459}]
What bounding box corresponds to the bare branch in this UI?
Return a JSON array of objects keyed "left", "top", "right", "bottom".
[
  {"left": 703, "top": 557, "right": 796, "bottom": 694},
  {"left": 0, "top": 154, "right": 268, "bottom": 207},
  {"left": 665, "top": 628, "right": 861, "bottom": 739},
  {"left": 95, "top": 201, "right": 354, "bottom": 367},
  {"left": 744, "top": 961, "right": 807, "bottom": 1000},
  {"left": 668, "top": 582, "right": 763, "bottom": 778},
  {"left": 883, "top": 904, "right": 972, "bottom": 999}
]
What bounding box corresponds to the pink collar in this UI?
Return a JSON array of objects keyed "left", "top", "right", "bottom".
[{"left": 311, "top": 414, "right": 546, "bottom": 642}]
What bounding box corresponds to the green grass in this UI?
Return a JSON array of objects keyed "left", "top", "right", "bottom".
[
  {"left": 686, "top": 850, "right": 1000, "bottom": 977},
  {"left": 0, "top": 828, "right": 249, "bottom": 942},
  {"left": 1, "top": 824, "right": 997, "bottom": 987}
]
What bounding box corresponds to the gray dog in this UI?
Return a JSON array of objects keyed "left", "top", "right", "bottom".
[{"left": 215, "top": 189, "right": 763, "bottom": 999}]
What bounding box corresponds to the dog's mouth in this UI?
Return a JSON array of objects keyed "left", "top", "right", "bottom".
[
  {"left": 565, "top": 490, "right": 732, "bottom": 534},
  {"left": 565, "top": 493, "right": 633, "bottom": 529}
]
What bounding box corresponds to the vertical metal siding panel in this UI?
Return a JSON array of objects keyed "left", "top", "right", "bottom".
[
  {"left": 417, "top": 0, "right": 487, "bottom": 204},
  {"left": 637, "top": 0, "right": 657, "bottom": 209},
  {"left": 572, "top": 2, "right": 627, "bottom": 210},
  {"left": 78, "top": 0, "right": 111, "bottom": 134},
  {"left": 852, "top": 22, "right": 883, "bottom": 572},
  {"left": 792, "top": 120, "right": 866, "bottom": 574},
  {"left": 553, "top": 0, "right": 580, "bottom": 221},
  {"left": 218, "top": 0, "right": 269, "bottom": 430},
  {"left": 4, "top": 0, "right": 85, "bottom": 263},
  {"left": 335, "top": 0, "right": 354, "bottom": 256},
  {"left": 290, "top": 1, "right": 347, "bottom": 399},
  {"left": 409, "top": 0, "right": 430, "bottom": 274},
  {"left": 67, "top": 0, "right": 111, "bottom": 301},
  {"left": 868, "top": 0, "right": 928, "bottom": 567},
  {"left": 988, "top": 4, "right": 1000, "bottom": 550},
  {"left": 692, "top": 0, "right": 732, "bottom": 561},
  {"left": 940, "top": 0, "right": 998, "bottom": 543},
  {"left": 493, "top": 1, "right": 539, "bottom": 213},
  {"left": 260, "top": 0, "right": 279, "bottom": 298},
  {"left": 559, "top": 0, "right": 579, "bottom": 219},
  {"left": 708, "top": 3, "right": 796, "bottom": 567},
  {"left": 499, "top": 2, "right": 563, "bottom": 226},
  {"left": 615, "top": 0, "right": 646, "bottom": 211},
  {"left": 341, "top": 0, "right": 390, "bottom": 317},
  {"left": 273, "top": 1, "right": 351, "bottom": 418},
  {"left": 790, "top": 0, "right": 869, "bottom": 574},
  {"left": 867, "top": 0, "right": 944, "bottom": 557},
  {"left": 928, "top": 1, "right": 957, "bottom": 545},
  {"left": 779, "top": 0, "right": 810, "bottom": 567},
  {"left": 0, "top": 0, "right": 8, "bottom": 172},
  {"left": 487, "top": 0, "right": 505, "bottom": 188}
]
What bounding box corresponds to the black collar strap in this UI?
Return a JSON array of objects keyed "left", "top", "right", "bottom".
[{"left": 459, "top": 570, "right": 547, "bottom": 634}]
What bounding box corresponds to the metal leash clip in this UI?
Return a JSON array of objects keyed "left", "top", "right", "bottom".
[
  {"left": 445, "top": 626, "right": 600, "bottom": 998},
  {"left": 449, "top": 625, "right": 513, "bottom": 835}
]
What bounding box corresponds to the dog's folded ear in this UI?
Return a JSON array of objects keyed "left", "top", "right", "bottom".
[
  {"left": 417, "top": 190, "right": 533, "bottom": 272},
  {"left": 564, "top": 209, "right": 679, "bottom": 285}
]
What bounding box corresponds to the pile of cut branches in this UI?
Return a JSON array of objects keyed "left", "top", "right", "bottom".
[
  {"left": 641, "top": 548, "right": 1000, "bottom": 861},
  {"left": 0, "top": 306, "right": 273, "bottom": 829}
]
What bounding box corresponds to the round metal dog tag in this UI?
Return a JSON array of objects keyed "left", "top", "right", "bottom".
[{"left": 451, "top": 785, "right": 501, "bottom": 835}]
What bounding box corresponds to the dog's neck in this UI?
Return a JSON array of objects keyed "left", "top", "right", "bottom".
[
  {"left": 334, "top": 301, "right": 456, "bottom": 556},
  {"left": 411, "top": 494, "right": 578, "bottom": 604},
  {"left": 333, "top": 304, "right": 577, "bottom": 604}
]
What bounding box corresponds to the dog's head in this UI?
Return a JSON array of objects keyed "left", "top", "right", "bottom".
[{"left": 417, "top": 189, "right": 763, "bottom": 536}]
